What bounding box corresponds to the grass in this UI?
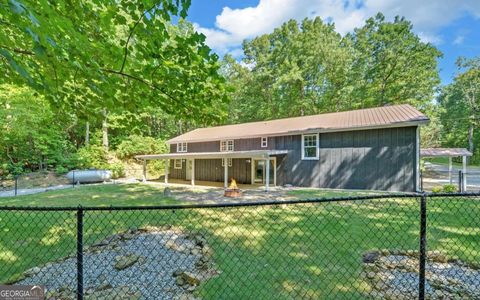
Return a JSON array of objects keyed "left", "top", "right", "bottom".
[{"left": 0, "top": 184, "right": 478, "bottom": 299}]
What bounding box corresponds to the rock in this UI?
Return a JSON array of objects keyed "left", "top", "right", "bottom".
[
  {"left": 114, "top": 254, "right": 141, "bottom": 270},
  {"left": 202, "top": 245, "right": 213, "bottom": 258},
  {"left": 176, "top": 276, "right": 186, "bottom": 286},
  {"left": 362, "top": 251, "right": 380, "bottom": 263},
  {"left": 191, "top": 248, "right": 201, "bottom": 256},
  {"left": 164, "top": 187, "right": 172, "bottom": 196},
  {"left": 178, "top": 271, "right": 201, "bottom": 286},
  {"left": 172, "top": 269, "right": 184, "bottom": 277},
  {"left": 23, "top": 266, "right": 41, "bottom": 277},
  {"left": 95, "top": 283, "right": 113, "bottom": 292}
]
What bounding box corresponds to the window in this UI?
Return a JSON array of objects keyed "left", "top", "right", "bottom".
[
  {"left": 176, "top": 142, "right": 187, "bottom": 153},
  {"left": 220, "top": 140, "right": 234, "bottom": 152},
  {"left": 174, "top": 159, "right": 183, "bottom": 169},
  {"left": 302, "top": 134, "right": 319, "bottom": 160},
  {"left": 261, "top": 137, "right": 268, "bottom": 148},
  {"left": 222, "top": 158, "right": 233, "bottom": 167}
]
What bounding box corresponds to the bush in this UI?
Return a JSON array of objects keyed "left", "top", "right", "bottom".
[
  {"left": 431, "top": 186, "right": 443, "bottom": 193},
  {"left": 109, "top": 162, "right": 125, "bottom": 179},
  {"left": 442, "top": 184, "right": 458, "bottom": 193},
  {"left": 116, "top": 135, "right": 167, "bottom": 160},
  {"left": 77, "top": 145, "right": 108, "bottom": 169},
  {"left": 55, "top": 165, "right": 69, "bottom": 175}
]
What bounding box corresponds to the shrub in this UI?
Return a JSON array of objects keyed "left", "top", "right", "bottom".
[
  {"left": 442, "top": 184, "right": 458, "bottom": 193},
  {"left": 77, "top": 145, "right": 108, "bottom": 169},
  {"left": 431, "top": 186, "right": 443, "bottom": 193},
  {"left": 55, "top": 165, "right": 69, "bottom": 175},
  {"left": 116, "top": 135, "right": 167, "bottom": 160},
  {"left": 109, "top": 162, "right": 125, "bottom": 179}
]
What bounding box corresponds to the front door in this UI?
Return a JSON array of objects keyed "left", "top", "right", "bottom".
[
  {"left": 186, "top": 159, "right": 193, "bottom": 180},
  {"left": 252, "top": 158, "right": 275, "bottom": 185}
]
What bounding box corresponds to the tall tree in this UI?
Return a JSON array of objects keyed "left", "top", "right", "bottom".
[
  {"left": 349, "top": 13, "right": 441, "bottom": 109},
  {"left": 439, "top": 56, "right": 480, "bottom": 161},
  {"left": 0, "top": 0, "right": 228, "bottom": 124}
]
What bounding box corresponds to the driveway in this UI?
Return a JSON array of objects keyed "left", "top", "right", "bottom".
[{"left": 423, "top": 162, "right": 480, "bottom": 191}]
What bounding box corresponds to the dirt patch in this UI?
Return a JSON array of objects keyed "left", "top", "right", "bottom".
[
  {"left": 17, "top": 227, "right": 218, "bottom": 299},
  {"left": 362, "top": 250, "right": 480, "bottom": 299}
]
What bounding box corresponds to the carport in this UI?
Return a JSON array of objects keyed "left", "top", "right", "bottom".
[{"left": 420, "top": 148, "right": 472, "bottom": 191}]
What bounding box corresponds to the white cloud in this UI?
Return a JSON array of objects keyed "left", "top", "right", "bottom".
[
  {"left": 195, "top": 0, "right": 480, "bottom": 56},
  {"left": 453, "top": 35, "right": 465, "bottom": 45}
]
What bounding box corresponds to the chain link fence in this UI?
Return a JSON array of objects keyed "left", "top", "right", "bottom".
[
  {"left": 0, "top": 168, "right": 149, "bottom": 197},
  {"left": 0, "top": 193, "right": 479, "bottom": 299}
]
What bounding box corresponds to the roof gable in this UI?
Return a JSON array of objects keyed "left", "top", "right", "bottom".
[{"left": 168, "top": 104, "right": 429, "bottom": 144}]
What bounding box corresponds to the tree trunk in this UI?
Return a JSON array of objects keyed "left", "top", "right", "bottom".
[
  {"left": 85, "top": 121, "right": 90, "bottom": 146},
  {"left": 468, "top": 124, "right": 474, "bottom": 162},
  {"left": 102, "top": 109, "right": 109, "bottom": 151}
]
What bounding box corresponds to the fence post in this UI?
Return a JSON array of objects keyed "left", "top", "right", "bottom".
[
  {"left": 420, "top": 170, "right": 423, "bottom": 192},
  {"left": 458, "top": 170, "right": 463, "bottom": 192},
  {"left": 76, "top": 207, "right": 84, "bottom": 300},
  {"left": 14, "top": 175, "right": 18, "bottom": 196},
  {"left": 418, "top": 193, "right": 427, "bottom": 299}
]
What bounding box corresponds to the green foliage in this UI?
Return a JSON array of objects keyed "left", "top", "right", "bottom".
[
  {"left": 438, "top": 56, "right": 480, "bottom": 163},
  {"left": 108, "top": 162, "right": 125, "bottom": 179},
  {"left": 442, "top": 184, "right": 458, "bottom": 193},
  {"left": 224, "top": 14, "right": 441, "bottom": 123},
  {"left": 0, "top": 1, "right": 228, "bottom": 124},
  {"left": 0, "top": 84, "right": 74, "bottom": 176},
  {"left": 77, "top": 145, "right": 108, "bottom": 169},
  {"left": 431, "top": 184, "right": 458, "bottom": 193},
  {"left": 116, "top": 135, "right": 168, "bottom": 159}
]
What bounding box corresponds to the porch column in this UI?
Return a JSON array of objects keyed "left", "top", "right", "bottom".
[
  {"left": 191, "top": 159, "right": 195, "bottom": 187},
  {"left": 224, "top": 159, "right": 228, "bottom": 188},
  {"left": 142, "top": 159, "right": 147, "bottom": 183},
  {"left": 164, "top": 159, "right": 169, "bottom": 185},
  {"left": 265, "top": 157, "right": 270, "bottom": 192},
  {"left": 448, "top": 157, "right": 452, "bottom": 184},
  {"left": 463, "top": 155, "right": 467, "bottom": 191}
]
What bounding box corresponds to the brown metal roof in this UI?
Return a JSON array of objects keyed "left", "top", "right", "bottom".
[
  {"left": 420, "top": 148, "right": 472, "bottom": 157},
  {"left": 168, "top": 104, "right": 429, "bottom": 144}
]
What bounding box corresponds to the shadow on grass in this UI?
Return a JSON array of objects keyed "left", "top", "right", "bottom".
[{"left": 0, "top": 196, "right": 479, "bottom": 299}]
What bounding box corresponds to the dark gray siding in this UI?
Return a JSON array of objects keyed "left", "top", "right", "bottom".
[
  {"left": 274, "top": 127, "right": 417, "bottom": 192},
  {"left": 168, "top": 126, "right": 417, "bottom": 191},
  {"left": 169, "top": 158, "right": 252, "bottom": 184}
]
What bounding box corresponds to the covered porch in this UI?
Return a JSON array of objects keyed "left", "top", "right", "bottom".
[{"left": 135, "top": 150, "right": 288, "bottom": 192}]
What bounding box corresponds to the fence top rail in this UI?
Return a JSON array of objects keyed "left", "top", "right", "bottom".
[{"left": 1, "top": 192, "right": 479, "bottom": 212}]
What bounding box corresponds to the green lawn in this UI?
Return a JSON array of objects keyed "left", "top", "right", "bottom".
[{"left": 0, "top": 184, "right": 478, "bottom": 299}]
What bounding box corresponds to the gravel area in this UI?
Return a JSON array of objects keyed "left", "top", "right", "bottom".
[
  {"left": 363, "top": 250, "right": 480, "bottom": 299},
  {"left": 18, "top": 227, "right": 217, "bottom": 299}
]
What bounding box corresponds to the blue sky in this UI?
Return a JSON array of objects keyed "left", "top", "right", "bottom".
[{"left": 186, "top": 0, "right": 480, "bottom": 85}]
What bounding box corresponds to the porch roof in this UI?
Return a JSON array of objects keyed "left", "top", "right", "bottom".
[
  {"left": 420, "top": 148, "right": 472, "bottom": 157},
  {"left": 135, "top": 150, "right": 289, "bottom": 160}
]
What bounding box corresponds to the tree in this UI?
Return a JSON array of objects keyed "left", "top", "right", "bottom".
[
  {"left": 223, "top": 14, "right": 442, "bottom": 123},
  {"left": 0, "top": 0, "right": 228, "bottom": 124},
  {"left": 0, "top": 84, "right": 74, "bottom": 174},
  {"left": 349, "top": 13, "right": 441, "bottom": 109},
  {"left": 439, "top": 56, "right": 480, "bottom": 162}
]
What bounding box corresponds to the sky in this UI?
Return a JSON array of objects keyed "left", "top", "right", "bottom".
[{"left": 186, "top": 0, "right": 480, "bottom": 85}]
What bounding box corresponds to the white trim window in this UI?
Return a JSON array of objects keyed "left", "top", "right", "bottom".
[
  {"left": 176, "top": 142, "right": 187, "bottom": 153},
  {"left": 220, "top": 140, "right": 234, "bottom": 152},
  {"left": 174, "top": 159, "right": 183, "bottom": 169},
  {"left": 221, "top": 158, "right": 233, "bottom": 167},
  {"left": 261, "top": 137, "right": 268, "bottom": 148},
  {"left": 302, "top": 133, "right": 319, "bottom": 160}
]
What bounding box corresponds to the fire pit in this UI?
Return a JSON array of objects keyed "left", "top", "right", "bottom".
[{"left": 224, "top": 178, "right": 242, "bottom": 197}]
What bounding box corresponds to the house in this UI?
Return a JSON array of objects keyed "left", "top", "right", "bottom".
[{"left": 136, "top": 104, "right": 429, "bottom": 192}]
